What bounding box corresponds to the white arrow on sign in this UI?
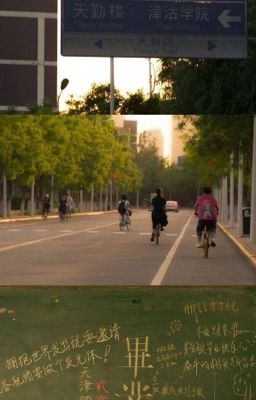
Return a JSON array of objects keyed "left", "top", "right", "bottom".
[{"left": 218, "top": 10, "right": 242, "bottom": 28}]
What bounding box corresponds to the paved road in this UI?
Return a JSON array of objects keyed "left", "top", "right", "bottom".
[{"left": 0, "top": 209, "right": 255, "bottom": 285}]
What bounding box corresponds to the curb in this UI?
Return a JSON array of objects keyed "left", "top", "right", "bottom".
[
  {"left": 218, "top": 223, "right": 256, "bottom": 270},
  {"left": 0, "top": 211, "right": 114, "bottom": 224}
]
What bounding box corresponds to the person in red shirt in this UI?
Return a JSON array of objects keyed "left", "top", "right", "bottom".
[{"left": 194, "top": 187, "right": 219, "bottom": 248}]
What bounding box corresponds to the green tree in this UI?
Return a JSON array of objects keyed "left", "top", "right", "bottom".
[
  {"left": 119, "top": 91, "right": 162, "bottom": 114},
  {"left": 66, "top": 84, "right": 124, "bottom": 114},
  {"left": 134, "top": 134, "right": 167, "bottom": 205},
  {"left": 158, "top": 59, "right": 256, "bottom": 114},
  {"left": 180, "top": 115, "right": 253, "bottom": 187},
  {"left": 162, "top": 161, "right": 198, "bottom": 207}
]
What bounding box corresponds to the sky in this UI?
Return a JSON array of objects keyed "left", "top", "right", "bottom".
[
  {"left": 57, "top": 0, "right": 159, "bottom": 111},
  {"left": 58, "top": 56, "right": 159, "bottom": 110}
]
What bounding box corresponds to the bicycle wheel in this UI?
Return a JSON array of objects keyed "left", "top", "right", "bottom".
[
  {"left": 202, "top": 233, "right": 209, "bottom": 258},
  {"left": 59, "top": 212, "right": 65, "bottom": 222},
  {"left": 125, "top": 215, "right": 131, "bottom": 231},
  {"left": 156, "top": 224, "right": 160, "bottom": 245},
  {"left": 42, "top": 212, "right": 47, "bottom": 221},
  {"left": 119, "top": 215, "right": 125, "bottom": 231}
]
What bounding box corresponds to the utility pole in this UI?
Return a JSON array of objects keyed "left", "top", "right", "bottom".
[{"left": 110, "top": 57, "right": 115, "bottom": 114}]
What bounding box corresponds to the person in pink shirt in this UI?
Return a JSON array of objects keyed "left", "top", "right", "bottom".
[{"left": 194, "top": 187, "right": 219, "bottom": 248}]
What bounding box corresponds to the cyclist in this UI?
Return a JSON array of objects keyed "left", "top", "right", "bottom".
[
  {"left": 117, "top": 194, "right": 131, "bottom": 225},
  {"left": 58, "top": 195, "right": 67, "bottom": 219},
  {"left": 66, "top": 194, "right": 73, "bottom": 218},
  {"left": 194, "top": 186, "right": 219, "bottom": 248},
  {"left": 42, "top": 194, "right": 50, "bottom": 216},
  {"left": 150, "top": 188, "right": 167, "bottom": 242}
]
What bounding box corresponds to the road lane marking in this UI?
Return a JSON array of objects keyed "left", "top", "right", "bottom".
[
  {"left": 7, "top": 229, "right": 22, "bottom": 232},
  {"left": 139, "top": 232, "right": 151, "bottom": 235},
  {"left": 0, "top": 222, "right": 116, "bottom": 253},
  {"left": 151, "top": 214, "right": 193, "bottom": 285},
  {"left": 165, "top": 233, "right": 178, "bottom": 236},
  {"left": 34, "top": 229, "right": 48, "bottom": 232},
  {"left": 87, "top": 231, "right": 99, "bottom": 234}
]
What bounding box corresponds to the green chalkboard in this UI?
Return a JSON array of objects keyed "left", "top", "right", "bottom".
[{"left": 0, "top": 286, "right": 255, "bottom": 400}]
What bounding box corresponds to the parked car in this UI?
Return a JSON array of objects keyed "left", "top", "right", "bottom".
[{"left": 166, "top": 200, "right": 179, "bottom": 212}]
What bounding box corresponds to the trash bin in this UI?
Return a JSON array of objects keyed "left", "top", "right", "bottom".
[{"left": 242, "top": 207, "right": 251, "bottom": 235}]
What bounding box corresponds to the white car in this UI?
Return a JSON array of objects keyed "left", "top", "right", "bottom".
[{"left": 166, "top": 200, "right": 179, "bottom": 212}]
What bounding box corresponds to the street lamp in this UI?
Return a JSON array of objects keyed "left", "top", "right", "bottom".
[{"left": 57, "top": 78, "right": 69, "bottom": 110}]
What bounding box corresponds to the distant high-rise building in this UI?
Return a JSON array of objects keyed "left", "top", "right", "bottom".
[
  {"left": 111, "top": 116, "right": 138, "bottom": 152},
  {"left": 111, "top": 115, "right": 125, "bottom": 128},
  {"left": 170, "top": 116, "right": 186, "bottom": 165},
  {"left": 124, "top": 120, "right": 138, "bottom": 151},
  {"left": 0, "top": 0, "right": 57, "bottom": 111},
  {"left": 142, "top": 129, "right": 164, "bottom": 157}
]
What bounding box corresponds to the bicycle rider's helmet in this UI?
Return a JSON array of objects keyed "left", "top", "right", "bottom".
[{"left": 121, "top": 194, "right": 127, "bottom": 200}]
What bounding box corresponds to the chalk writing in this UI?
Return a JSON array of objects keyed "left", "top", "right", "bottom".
[
  {"left": 233, "top": 369, "right": 256, "bottom": 400},
  {"left": 160, "top": 384, "right": 206, "bottom": 398},
  {"left": 156, "top": 343, "right": 180, "bottom": 368},
  {"left": 196, "top": 322, "right": 252, "bottom": 339},
  {"left": 184, "top": 300, "right": 239, "bottom": 323},
  {"left": 124, "top": 337, "right": 153, "bottom": 378},
  {"left": 167, "top": 320, "right": 182, "bottom": 335},
  {"left": 182, "top": 355, "right": 256, "bottom": 375},
  {"left": 1, "top": 349, "right": 109, "bottom": 395},
  {"left": 0, "top": 288, "right": 255, "bottom": 399},
  {"left": 5, "top": 323, "right": 120, "bottom": 370}
]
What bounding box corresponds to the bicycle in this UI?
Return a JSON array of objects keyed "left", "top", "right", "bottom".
[
  {"left": 155, "top": 221, "right": 161, "bottom": 245},
  {"left": 41, "top": 210, "right": 48, "bottom": 221},
  {"left": 59, "top": 210, "right": 66, "bottom": 222},
  {"left": 119, "top": 212, "right": 131, "bottom": 231},
  {"left": 201, "top": 226, "right": 211, "bottom": 258}
]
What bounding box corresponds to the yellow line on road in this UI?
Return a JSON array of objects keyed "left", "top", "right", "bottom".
[
  {"left": 218, "top": 223, "right": 256, "bottom": 270},
  {"left": 0, "top": 222, "right": 115, "bottom": 253}
]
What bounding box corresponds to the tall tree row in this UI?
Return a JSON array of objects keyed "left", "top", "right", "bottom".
[{"left": 0, "top": 115, "right": 141, "bottom": 213}]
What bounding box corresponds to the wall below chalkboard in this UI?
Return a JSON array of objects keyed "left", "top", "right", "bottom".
[{"left": 0, "top": 286, "right": 255, "bottom": 399}]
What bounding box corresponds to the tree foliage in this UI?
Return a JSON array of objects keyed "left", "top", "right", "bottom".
[
  {"left": 180, "top": 115, "right": 253, "bottom": 187},
  {"left": 0, "top": 115, "right": 141, "bottom": 199},
  {"left": 66, "top": 84, "right": 124, "bottom": 114},
  {"left": 158, "top": 59, "right": 256, "bottom": 114}
]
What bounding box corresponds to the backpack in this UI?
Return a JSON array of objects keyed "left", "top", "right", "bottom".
[{"left": 118, "top": 200, "right": 126, "bottom": 214}]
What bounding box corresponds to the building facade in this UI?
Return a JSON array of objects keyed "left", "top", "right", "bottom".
[{"left": 0, "top": 0, "right": 57, "bottom": 111}]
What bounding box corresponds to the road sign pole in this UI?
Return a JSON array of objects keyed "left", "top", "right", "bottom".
[{"left": 110, "top": 57, "right": 115, "bottom": 114}]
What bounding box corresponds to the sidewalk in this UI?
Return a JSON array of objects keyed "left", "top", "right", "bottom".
[{"left": 218, "top": 222, "right": 256, "bottom": 270}]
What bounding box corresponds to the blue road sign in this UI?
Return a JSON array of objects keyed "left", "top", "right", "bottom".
[
  {"left": 63, "top": 1, "right": 246, "bottom": 35},
  {"left": 61, "top": 0, "right": 247, "bottom": 58}
]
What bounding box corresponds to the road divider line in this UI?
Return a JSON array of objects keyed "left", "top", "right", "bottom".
[
  {"left": 0, "top": 222, "right": 116, "bottom": 253},
  {"left": 151, "top": 214, "right": 193, "bottom": 285}
]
